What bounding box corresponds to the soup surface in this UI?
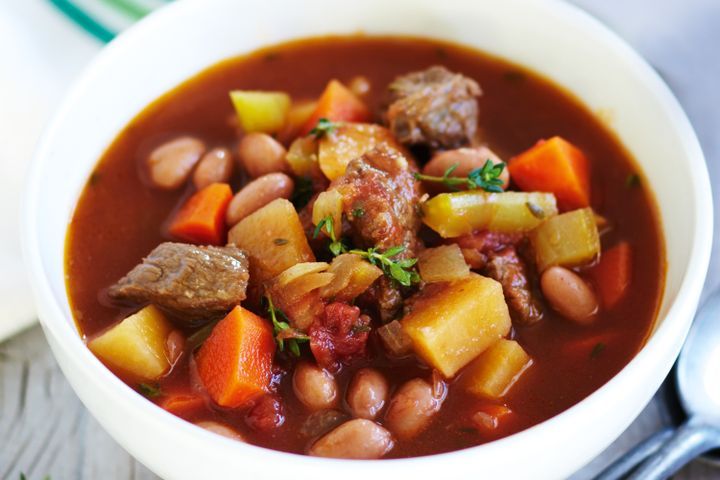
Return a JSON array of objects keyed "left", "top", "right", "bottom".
[{"left": 66, "top": 36, "right": 664, "bottom": 458}]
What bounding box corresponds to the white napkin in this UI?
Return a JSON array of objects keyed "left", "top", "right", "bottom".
[{"left": 0, "top": 0, "right": 101, "bottom": 341}]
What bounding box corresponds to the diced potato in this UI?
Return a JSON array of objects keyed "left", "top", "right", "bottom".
[
  {"left": 377, "top": 320, "right": 413, "bottom": 356},
  {"left": 529, "top": 207, "right": 600, "bottom": 272},
  {"left": 318, "top": 123, "right": 406, "bottom": 181},
  {"left": 228, "top": 198, "right": 315, "bottom": 282},
  {"left": 88, "top": 305, "right": 172, "bottom": 381},
  {"left": 463, "top": 339, "right": 533, "bottom": 399},
  {"left": 319, "top": 253, "right": 383, "bottom": 301},
  {"left": 229, "top": 90, "right": 291, "bottom": 133},
  {"left": 286, "top": 136, "right": 320, "bottom": 177},
  {"left": 401, "top": 274, "right": 511, "bottom": 377},
  {"left": 312, "top": 189, "right": 343, "bottom": 238},
  {"left": 421, "top": 191, "right": 558, "bottom": 238},
  {"left": 418, "top": 244, "right": 470, "bottom": 283}
]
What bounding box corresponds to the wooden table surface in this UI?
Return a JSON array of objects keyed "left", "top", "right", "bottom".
[{"left": 1, "top": 0, "right": 718, "bottom": 478}]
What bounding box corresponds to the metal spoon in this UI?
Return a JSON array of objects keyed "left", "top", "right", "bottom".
[{"left": 596, "top": 291, "right": 720, "bottom": 479}]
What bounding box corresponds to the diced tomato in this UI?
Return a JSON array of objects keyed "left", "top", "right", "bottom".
[
  {"left": 245, "top": 395, "right": 285, "bottom": 432},
  {"left": 309, "top": 302, "right": 370, "bottom": 372}
]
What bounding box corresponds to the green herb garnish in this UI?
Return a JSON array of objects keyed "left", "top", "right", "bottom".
[
  {"left": 348, "top": 245, "right": 420, "bottom": 287},
  {"left": 625, "top": 173, "right": 641, "bottom": 188},
  {"left": 352, "top": 207, "right": 365, "bottom": 218},
  {"left": 138, "top": 383, "right": 163, "bottom": 398},
  {"left": 266, "top": 295, "right": 309, "bottom": 357},
  {"left": 313, "top": 215, "right": 347, "bottom": 256},
  {"left": 590, "top": 342, "right": 606, "bottom": 359},
  {"left": 414, "top": 160, "right": 506, "bottom": 193},
  {"left": 309, "top": 117, "right": 337, "bottom": 139}
]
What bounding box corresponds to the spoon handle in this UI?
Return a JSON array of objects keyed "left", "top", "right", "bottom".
[
  {"left": 594, "top": 428, "right": 674, "bottom": 480},
  {"left": 628, "top": 417, "right": 720, "bottom": 480}
]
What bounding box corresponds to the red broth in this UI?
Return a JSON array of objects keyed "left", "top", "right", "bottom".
[{"left": 65, "top": 36, "right": 664, "bottom": 457}]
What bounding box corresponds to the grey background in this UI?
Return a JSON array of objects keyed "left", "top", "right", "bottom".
[{"left": 1, "top": 0, "right": 718, "bottom": 478}]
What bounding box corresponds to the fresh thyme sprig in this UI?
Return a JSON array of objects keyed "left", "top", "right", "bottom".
[
  {"left": 348, "top": 245, "right": 420, "bottom": 287},
  {"left": 414, "top": 160, "right": 506, "bottom": 193},
  {"left": 309, "top": 117, "right": 337, "bottom": 139},
  {"left": 266, "top": 295, "right": 309, "bottom": 357},
  {"left": 313, "top": 215, "right": 347, "bottom": 256},
  {"left": 138, "top": 383, "right": 163, "bottom": 398}
]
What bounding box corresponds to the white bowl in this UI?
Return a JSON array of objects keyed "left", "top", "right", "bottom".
[{"left": 23, "top": 0, "right": 713, "bottom": 478}]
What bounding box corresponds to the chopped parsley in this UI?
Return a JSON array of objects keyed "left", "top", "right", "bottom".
[
  {"left": 138, "top": 383, "right": 163, "bottom": 398},
  {"left": 309, "top": 117, "right": 337, "bottom": 139},
  {"left": 266, "top": 295, "right": 309, "bottom": 357}
]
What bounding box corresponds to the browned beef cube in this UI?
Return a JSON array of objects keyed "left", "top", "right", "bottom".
[
  {"left": 108, "top": 242, "right": 249, "bottom": 322},
  {"left": 386, "top": 66, "right": 481, "bottom": 149},
  {"left": 484, "top": 247, "right": 543, "bottom": 325}
]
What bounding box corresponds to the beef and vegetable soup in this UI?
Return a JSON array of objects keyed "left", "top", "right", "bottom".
[{"left": 66, "top": 36, "right": 664, "bottom": 459}]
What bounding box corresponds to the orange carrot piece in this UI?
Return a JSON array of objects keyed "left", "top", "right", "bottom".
[
  {"left": 589, "top": 242, "right": 633, "bottom": 309},
  {"left": 196, "top": 306, "right": 276, "bottom": 408},
  {"left": 160, "top": 393, "right": 206, "bottom": 418},
  {"left": 169, "top": 182, "right": 232, "bottom": 245},
  {"left": 471, "top": 404, "right": 514, "bottom": 432},
  {"left": 508, "top": 136, "right": 591, "bottom": 211},
  {"left": 300, "top": 80, "right": 371, "bottom": 135}
]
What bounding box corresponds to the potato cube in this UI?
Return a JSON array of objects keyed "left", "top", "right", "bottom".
[
  {"left": 228, "top": 199, "right": 315, "bottom": 282},
  {"left": 229, "top": 90, "right": 290, "bottom": 133},
  {"left": 401, "top": 274, "right": 511, "bottom": 377},
  {"left": 463, "top": 339, "right": 533, "bottom": 399},
  {"left": 530, "top": 207, "right": 600, "bottom": 271},
  {"left": 88, "top": 305, "right": 172, "bottom": 381},
  {"left": 421, "top": 191, "right": 558, "bottom": 238}
]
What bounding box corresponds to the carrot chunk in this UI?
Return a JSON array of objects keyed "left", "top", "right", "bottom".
[
  {"left": 160, "top": 393, "right": 206, "bottom": 418},
  {"left": 508, "top": 136, "right": 590, "bottom": 211},
  {"left": 169, "top": 182, "right": 232, "bottom": 245},
  {"left": 196, "top": 306, "right": 276, "bottom": 408},
  {"left": 300, "top": 80, "right": 371, "bottom": 135},
  {"left": 589, "top": 242, "right": 633, "bottom": 309}
]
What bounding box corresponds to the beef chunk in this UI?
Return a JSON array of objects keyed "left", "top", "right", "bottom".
[
  {"left": 483, "top": 247, "right": 543, "bottom": 326},
  {"left": 108, "top": 242, "right": 249, "bottom": 322},
  {"left": 386, "top": 66, "right": 481, "bottom": 149},
  {"left": 333, "top": 148, "right": 422, "bottom": 320},
  {"left": 309, "top": 303, "right": 371, "bottom": 372},
  {"left": 334, "top": 148, "right": 422, "bottom": 257}
]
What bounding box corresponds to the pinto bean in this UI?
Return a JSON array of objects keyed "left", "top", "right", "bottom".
[
  {"left": 147, "top": 136, "right": 205, "bottom": 189},
  {"left": 384, "top": 378, "right": 446, "bottom": 440},
  {"left": 346, "top": 368, "right": 389, "bottom": 420},
  {"left": 422, "top": 146, "right": 510, "bottom": 189},
  {"left": 238, "top": 132, "right": 289, "bottom": 178},
  {"left": 293, "top": 362, "right": 338, "bottom": 411},
  {"left": 541, "top": 266, "right": 599, "bottom": 324},
  {"left": 195, "top": 421, "right": 245, "bottom": 441},
  {"left": 225, "top": 173, "right": 294, "bottom": 226},
  {"left": 193, "top": 147, "right": 233, "bottom": 189},
  {"left": 309, "top": 419, "right": 394, "bottom": 459}
]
